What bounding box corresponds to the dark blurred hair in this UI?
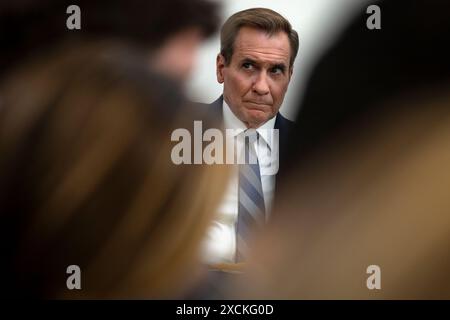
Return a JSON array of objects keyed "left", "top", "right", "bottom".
[
  {"left": 283, "top": 0, "right": 450, "bottom": 174},
  {"left": 0, "top": 0, "right": 220, "bottom": 76}
]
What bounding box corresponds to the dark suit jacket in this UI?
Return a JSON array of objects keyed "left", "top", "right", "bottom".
[{"left": 201, "top": 95, "right": 294, "bottom": 175}]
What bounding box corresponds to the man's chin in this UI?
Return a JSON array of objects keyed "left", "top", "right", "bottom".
[{"left": 246, "top": 110, "right": 270, "bottom": 128}]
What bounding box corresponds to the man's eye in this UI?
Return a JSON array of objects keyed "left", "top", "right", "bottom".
[
  {"left": 271, "top": 67, "right": 283, "bottom": 75},
  {"left": 242, "top": 62, "right": 253, "bottom": 69}
]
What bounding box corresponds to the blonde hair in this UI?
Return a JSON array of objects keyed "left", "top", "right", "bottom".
[{"left": 0, "top": 41, "right": 229, "bottom": 298}]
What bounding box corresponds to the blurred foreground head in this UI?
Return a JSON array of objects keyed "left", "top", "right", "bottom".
[
  {"left": 0, "top": 0, "right": 225, "bottom": 299},
  {"left": 0, "top": 0, "right": 220, "bottom": 82},
  {"left": 234, "top": 0, "right": 450, "bottom": 299},
  {"left": 0, "top": 43, "right": 228, "bottom": 298}
]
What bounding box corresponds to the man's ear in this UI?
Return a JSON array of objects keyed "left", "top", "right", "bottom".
[{"left": 216, "top": 54, "right": 226, "bottom": 84}]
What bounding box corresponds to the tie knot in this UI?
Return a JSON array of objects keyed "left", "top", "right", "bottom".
[
  {"left": 244, "top": 128, "right": 257, "bottom": 137},
  {"left": 241, "top": 129, "right": 258, "bottom": 148}
]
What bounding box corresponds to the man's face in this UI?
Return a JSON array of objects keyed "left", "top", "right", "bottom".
[{"left": 217, "top": 26, "right": 293, "bottom": 128}]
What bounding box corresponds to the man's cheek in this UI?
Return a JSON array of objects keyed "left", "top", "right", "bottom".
[{"left": 236, "top": 75, "right": 251, "bottom": 92}]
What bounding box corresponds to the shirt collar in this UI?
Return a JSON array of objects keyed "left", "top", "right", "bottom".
[{"left": 222, "top": 99, "right": 277, "bottom": 150}]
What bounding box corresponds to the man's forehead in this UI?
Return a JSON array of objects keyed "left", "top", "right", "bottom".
[
  {"left": 234, "top": 50, "right": 289, "bottom": 66},
  {"left": 233, "top": 27, "right": 290, "bottom": 64}
]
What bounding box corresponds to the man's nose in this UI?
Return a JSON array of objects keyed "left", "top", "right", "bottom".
[{"left": 252, "top": 72, "right": 270, "bottom": 95}]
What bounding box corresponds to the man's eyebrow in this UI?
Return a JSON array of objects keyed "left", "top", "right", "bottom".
[
  {"left": 239, "top": 58, "right": 288, "bottom": 72},
  {"left": 240, "top": 58, "right": 257, "bottom": 64}
]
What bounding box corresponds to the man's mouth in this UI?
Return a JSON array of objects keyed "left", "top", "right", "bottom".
[{"left": 244, "top": 101, "right": 271, "bottom": 109}]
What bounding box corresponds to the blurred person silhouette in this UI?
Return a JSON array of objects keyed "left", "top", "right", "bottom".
[
  {"left": 230, "top": 0, "right": 450, "bottom": 299},
  {"left": 0, "top": 0, "right": 229, "bottom": 299}
]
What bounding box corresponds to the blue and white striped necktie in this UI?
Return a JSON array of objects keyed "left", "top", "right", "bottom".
[{"left": 236, "top": 129, "right": 266, "bottom": 262}]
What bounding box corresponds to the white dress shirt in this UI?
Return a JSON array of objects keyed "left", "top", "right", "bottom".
[{"left": 201, "top": 100, "right": 278, "bottom": 264}]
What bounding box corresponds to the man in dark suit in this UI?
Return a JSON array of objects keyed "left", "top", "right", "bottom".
[
  {"left": 198, "top": 8, "right": 298, "bottom": 269},
  {"left": 204, "top": 95, "right": 294, "bottom": 170}
]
